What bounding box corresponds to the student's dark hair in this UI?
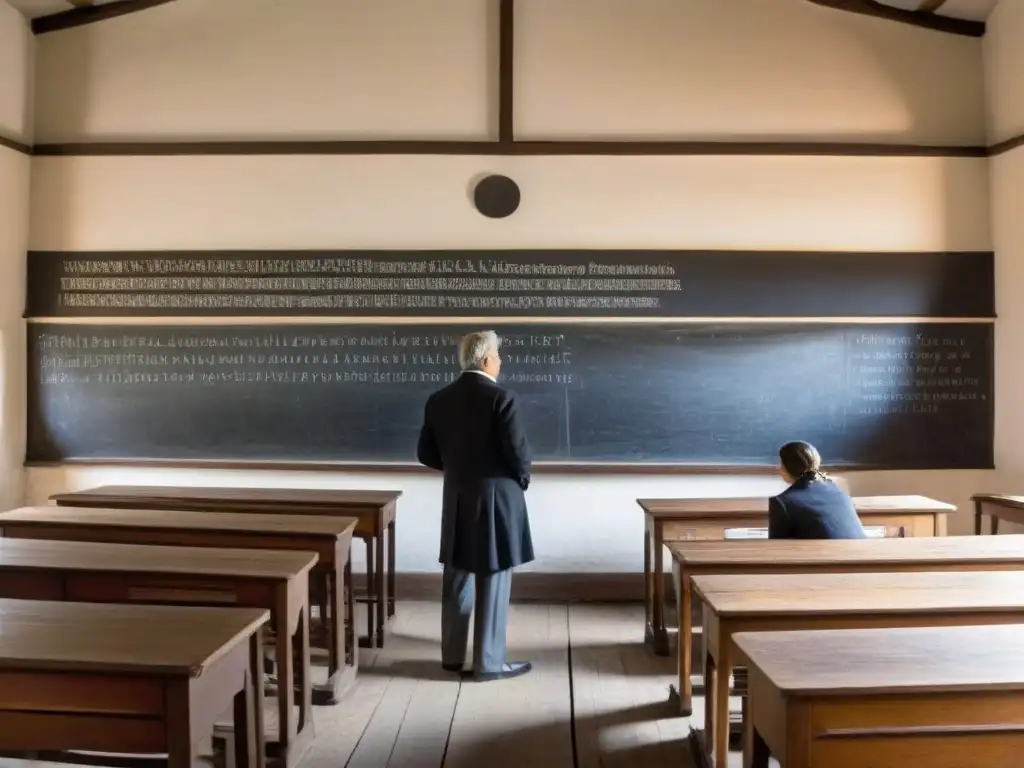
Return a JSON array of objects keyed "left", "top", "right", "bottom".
[{"left": 778, "top": 441, "right": 829, "bottom": 483}]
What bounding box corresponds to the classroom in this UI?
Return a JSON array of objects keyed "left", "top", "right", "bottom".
[{"left": 0, "top": 0, "right": 1022, "bottom": 766}]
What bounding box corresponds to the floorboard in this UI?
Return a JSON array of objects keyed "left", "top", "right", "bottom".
[
  {"left": 444, "top": 603, "right": 574, "bottom": 768},
  {"left": 569, "top": 603, "right": 692, "bottom": 768}
]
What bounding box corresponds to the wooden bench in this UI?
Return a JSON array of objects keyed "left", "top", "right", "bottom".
[
  {"left": 638, "top": 494, "right": 954, "bottom": 655},
  {"left": 0, "top": 598, "right": 267, "bottom": 768},
  {"left": 0, "top": 537, "right": 316, "bottom": 768},
  {"left": 668, "top": 534, "right": 1024, "bottom": 717},
  {"left": 0, "top": 505, "right": 356, "bottom": 707},
  {"left": 735, "top": 624, "right": 1024, "bottom": 768},
  {"left": 973, "top": 493, "right": 1024, "bottom": 535},
  {"left": 694, "top": 570, "right": 1024, "bottom": 768},
  {"left": 51, "top": 485, "right": 402, "bottom": 649}
]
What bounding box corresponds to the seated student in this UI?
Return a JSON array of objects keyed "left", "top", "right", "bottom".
[{"left": 768, "top": 441, "right": 867, "bottom": 540}]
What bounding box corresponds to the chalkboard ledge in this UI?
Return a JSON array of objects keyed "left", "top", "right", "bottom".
[{"left": 22, "top": 458, "right": 975, "bottom": 475}]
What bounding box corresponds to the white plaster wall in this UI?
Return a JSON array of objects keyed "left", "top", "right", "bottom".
[
  {"left": 28, "top": 154, "right": 991, "bottom": 253},
  {"left": 33, "top": 0, "right": 494, "bottom": 142},
  {"left": 984, "top": 0, "right": 1024, "bottom": 143},
  {"left": 32, "top": 0, "right": 985, "bottom": 145},
  {"left": 0, "top": 1, "right": 32, "bottom": 510},
  {"left": 516, "top": 0, "right": 986, "bottom": 143},
  {"left": 0, "top": 0, "right": 32, "bottom": 143}
]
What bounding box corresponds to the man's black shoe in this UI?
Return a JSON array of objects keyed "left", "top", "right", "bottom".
[
  {"left": 473, "top": 661, "right": 532, "bottom": 682},
  {"left": 442, "top": 663, "right": 464, "bottom": 673}
]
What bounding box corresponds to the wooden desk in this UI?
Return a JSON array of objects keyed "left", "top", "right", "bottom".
[
  {"left": 0, "top": 505, "right": 357, "bottom": 707},
  {"left": 973, "top": 493, "right": 1024, "bottom": 535},
  {"left": 0, "top": 538, "right": 316, "bottom": 768},
  {"left": 735, "top": 624, "right": 1024, "bottom": 768},
  {"left": 694, "top": 570, "right": 1024, "bottom": 768},
  {"left": 51, "top": 485, "right": 402, "bottom": 649},
  {"left": 638, "top": 494, "right": 954, "bottom": 655},
  {"left": 668, "top": 534, "right": 1024, "bottom": 717},
  {"left": 0, "top": 598, "right": 267, "bottom": 768}
]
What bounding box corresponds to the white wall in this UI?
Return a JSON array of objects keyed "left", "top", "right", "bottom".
[
  {"left": 0, "top": 0, "right": 31, "bottom": 511},
  {"left": 985, "top": 0, "right": 1024, "bottom": 144},
  {"left": 33, "top": 0, "right": 986, "bottom": 145},
  {"left": 23, "top": 0, "right": 995, "bottom": 572}
]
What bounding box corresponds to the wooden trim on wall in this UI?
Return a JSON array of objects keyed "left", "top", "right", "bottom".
[
  {"left": 805, "top": 0, "right": 985, "bottom": 37},
  {"left": 989, "top": 133, "right": 1024, "bottom": 158},
  {"left": 29, "top": 139, "right": 991, "bottom": 158},
  {"left": 498, "top": 0, "right": 515, "bottom": 145},
  {"left": 32, "top": 0, "right": 176, "bottom": 35},
  {"left": 0, "top": 134, "right": 31, "bottom": 156}
]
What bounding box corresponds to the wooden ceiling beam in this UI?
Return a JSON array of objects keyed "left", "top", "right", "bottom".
[
  {"left": 806, "top": 0, "right": 984, "bottom": 36},
  {"left": 33, "top": 0, "right": 175, "bottom": 35}
]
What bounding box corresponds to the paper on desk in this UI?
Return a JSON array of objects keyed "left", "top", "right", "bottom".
[{"left": 723, "top": 526, "right": 888, "bottom": 540}]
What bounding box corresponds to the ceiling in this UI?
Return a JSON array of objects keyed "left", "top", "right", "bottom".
[
  {"left": 876, "top": 0, "right": 999, "bottom": 22},
  {"left": 4, "top": 0, "right": 1001, "bottom": 26},
  {"left": 6, "top": 0, "right": 121, "bottom": 18}
]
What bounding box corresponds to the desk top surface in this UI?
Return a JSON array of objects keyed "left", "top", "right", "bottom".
[
  {"left": 637, "top": 494, "right": 954, "bottom": 518},
  {"left": 0, "top": 598, "right": 268, "bottom": 676},
  {"left": 0, "top": 537, "right": 317, "bottom": 578},
  {"left": 973, "top": 493, "right": 1024, "bottom": 509},
  {"left": 735, "top": 624, "right": 1024, "bottom": 696},
  {"left": 694, "top": 571, "right": 1024, "bottom": 617},
  {"left": 51, "top": 485, "right": 403, "bottom": 508},
  {"left": 668, "top": 534, "right": 1024, "bottom": 566},
  {"left": 0, "top": 506, "right": 356, "bottom": 538}
]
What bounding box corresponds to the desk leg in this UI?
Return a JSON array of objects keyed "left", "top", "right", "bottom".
[
  {"left": 315, "top": 560, "right": 357, "bottom": 706},
  {"left": 295, "top": 605, "right": 314, "bottom": 736},
  {"left": 361, "top": 538, "right": 375, "bottom": 649},
  {"left": 275, "top": 590, "right": 297, "bottom": 761},
  {"left": 387, "top": 519, "right": 396, "bottom": 619},
  {"left": 346, "top": 559, "right": 358, "bottom": 669},
  {"left": 643, "top": 524, "right": 653, "bottom": 644},
  {"left": 993, "top": 515, "right": 1000, "bottom": 536},
  {"left": 975, "top": 500, "right": 982, "bottom": 536},
  {"left": 167, "top": 680, "right": 202, "bottom": 768},
  {"left": 251, "top": 631, "right": 266, "bottom": 768},
  {"left": 234, "top": 650, "right": 258, "bottom": 768},
  {"left": 713, "top": 643, "right": 732, "bottom": 768},
  {"left": 375, "top": 530, "right": 387, "bottom": 648},
  {"left": 649, "top": 527, "right": 669, "bottom": 656},
  {"left": 703, "top": 649, "right": 717, "bottom": 760},
  {"left": 672, "top": 562, "right": 693, "bottom": 716}
]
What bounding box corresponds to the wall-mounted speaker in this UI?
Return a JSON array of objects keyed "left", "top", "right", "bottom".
[{"left": 473, "top": 174, "right": 520, "bottom": 218}]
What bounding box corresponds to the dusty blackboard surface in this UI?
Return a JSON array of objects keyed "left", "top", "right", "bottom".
[
  {"left": 27, "top": 322, "right": 993, "bottom": 469},
  {"left": 26, "top": 250, "right": 995, "bottom": 319}
]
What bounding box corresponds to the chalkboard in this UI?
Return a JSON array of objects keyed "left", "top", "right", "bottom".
[
  {"left": 26, "top": 250, "right": 995, "bottom": 319},
  {"left": 27, "top": 322, "right": 993, "bottom": 469}
]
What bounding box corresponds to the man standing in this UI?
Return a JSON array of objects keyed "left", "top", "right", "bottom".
[{"left": 417, "top": 330, "right": 534, "bottom": 681}]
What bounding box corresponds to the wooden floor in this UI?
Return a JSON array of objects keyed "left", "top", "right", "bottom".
[{"left": 3, "top": 602, "right": 764, "bottom": 768}]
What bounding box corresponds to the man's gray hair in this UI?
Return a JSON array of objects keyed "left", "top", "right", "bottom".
[{"left": 458, "top": 330, "right": 501, "bottom": 371}]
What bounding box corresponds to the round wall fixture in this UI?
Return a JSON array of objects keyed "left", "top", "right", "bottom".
[{"left": 473, "top": 174, "right": 521, "bottom": 218}]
